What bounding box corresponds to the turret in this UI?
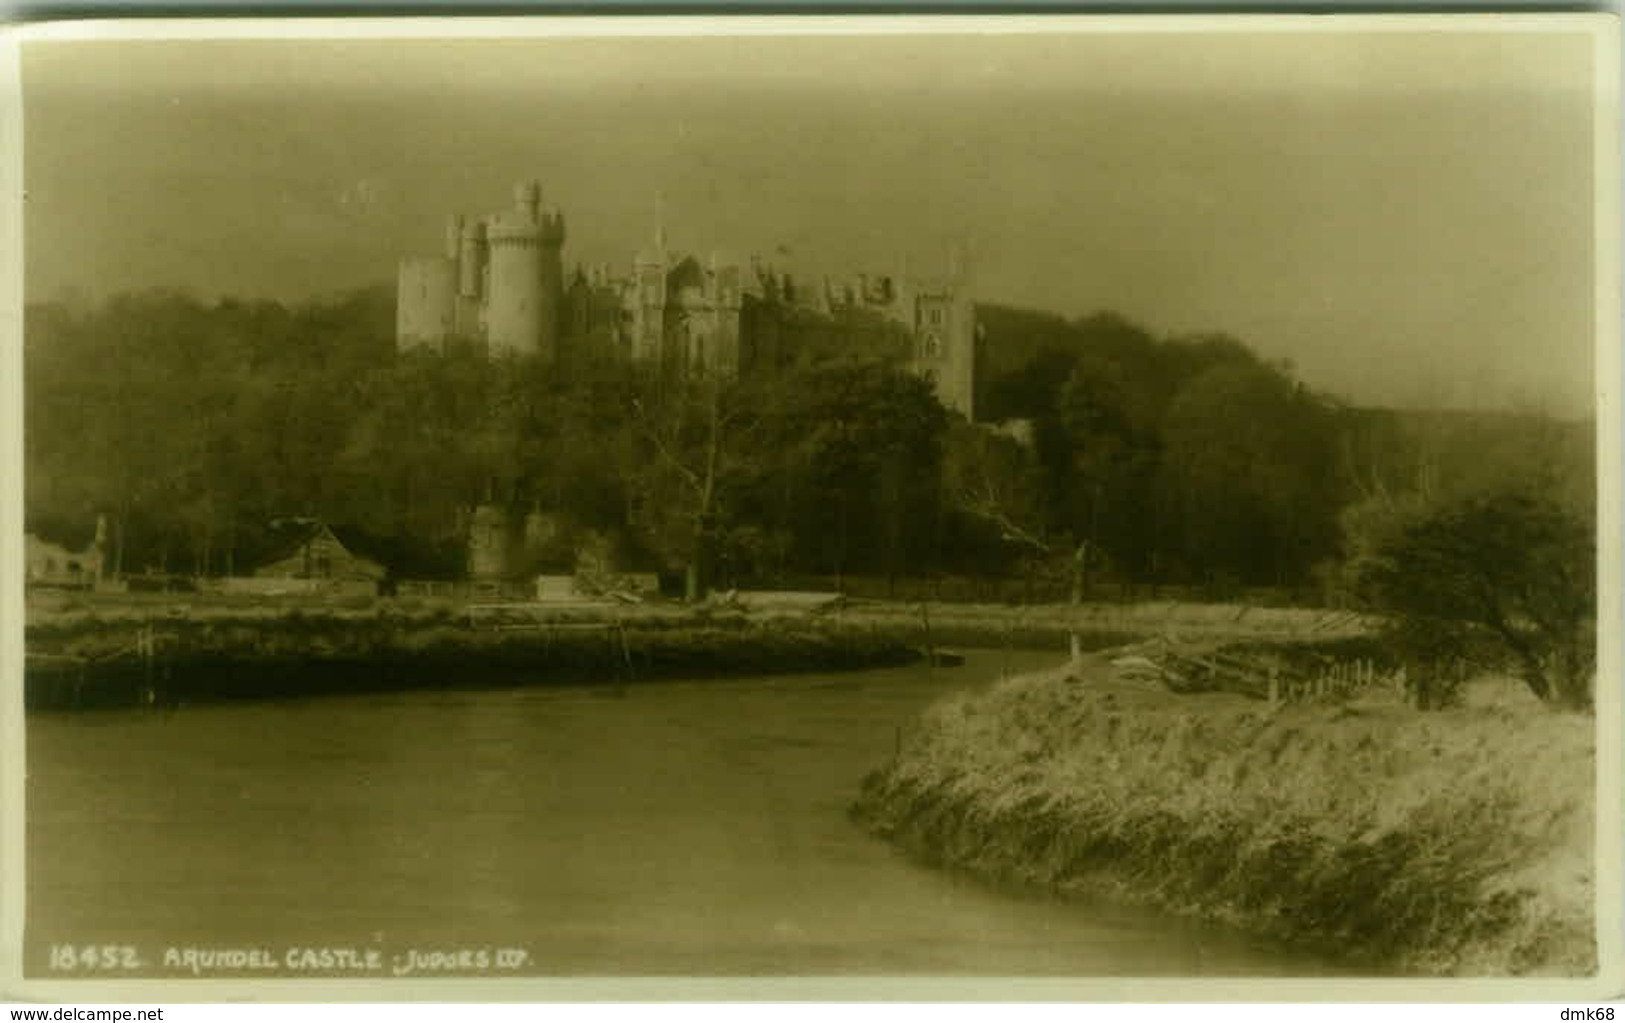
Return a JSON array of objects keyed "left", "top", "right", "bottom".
[
  {"left": 536, "top": 203, "right": 567, "bottom": 363},
  {"left": 445, "top": 214, "right": 464, "bottom": 261},
  {"left": 459, "top": 220, "right": 486, "bottom": 298},
  {"left": 539, "top": 204, "right": 566, "bottom": 246},
  {"left": 515, "top": 180, "right": 541, "bottom": 223},
  {"left": 454, "top": 219, "right": 487, "bottom": 340}
]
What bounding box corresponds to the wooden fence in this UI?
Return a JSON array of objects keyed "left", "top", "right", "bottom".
[{"left": 1120, "top": 635, "right": 1441, "bottom": 708}]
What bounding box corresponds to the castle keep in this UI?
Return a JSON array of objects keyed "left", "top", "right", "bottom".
[
  {"left": 398, "top": 181, "right": 567, "bottom": 359},
  {"left": 396, "top": 180, "right": 978, "bottom": 419}
]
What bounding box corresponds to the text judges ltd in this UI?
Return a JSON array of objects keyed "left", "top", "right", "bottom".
[
  {"left": 50, "top": 945, "right": 532, "bottom": 976},
  {"left": 165, "top": 946, "right": 532, "bottom": 975}
]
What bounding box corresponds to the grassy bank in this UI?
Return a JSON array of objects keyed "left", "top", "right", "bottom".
[
  {"left": 24, "top": 609, "right": 921, "bottom": 711},
  {"left": 853, "top": 656, "right": 1596, "bottom": 976}
]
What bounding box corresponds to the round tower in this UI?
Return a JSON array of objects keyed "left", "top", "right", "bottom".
[
  {"left": 483, "top": 181, "right": 565, "bottom": 361},
  {"left": 484, "top": 182, "right": 546, "bottom": 358}
]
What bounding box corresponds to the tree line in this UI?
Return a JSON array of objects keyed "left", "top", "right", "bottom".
[{"left": 24, "top": 287, "right": 1596, "bottom": 704}]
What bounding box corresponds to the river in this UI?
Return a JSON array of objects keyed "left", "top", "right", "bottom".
[{"left": 26, "top": 649, "right": 1345, "bottom": 977}]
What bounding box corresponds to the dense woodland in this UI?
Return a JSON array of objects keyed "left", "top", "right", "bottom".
[{"left": 24, "top": 286, "right": 1596, "bottom": 609}]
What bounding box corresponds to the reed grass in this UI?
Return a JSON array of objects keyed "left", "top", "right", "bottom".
[{"left": 853, "top": 658, "right": 1595, "bottom": 976}]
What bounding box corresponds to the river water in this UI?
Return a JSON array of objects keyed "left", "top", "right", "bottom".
[{"left": 26, "top": 649, "right": 1343, "bottom": 977}]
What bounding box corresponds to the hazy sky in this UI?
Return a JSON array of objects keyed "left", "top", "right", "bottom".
[{"left": 21, "top": 22, "right": 1603, "bottom": 413}]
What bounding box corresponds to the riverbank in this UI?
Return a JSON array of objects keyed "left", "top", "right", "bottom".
[
  {"left": 852, "top": 655, "right": 1596, "bottom": 976},
  {"left": 23, "top": 608, "right": 921, "bottom": 710},
  {"left": 23, "top": 590, "right": 1372, "bottom": 711}
]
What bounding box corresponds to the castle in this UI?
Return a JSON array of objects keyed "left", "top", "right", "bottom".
[{"left": 396, "top": 180, "right": 978, "bottom": 419}]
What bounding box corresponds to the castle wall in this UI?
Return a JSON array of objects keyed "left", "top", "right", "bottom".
[
  {"left": 395, "top": 183, "right": 980, "bottom": 421},
  {"left": 459, "top": 222, "right": 487, "bottom": 299},
  {"left": 454, "top": 296, "right": 483, "bottom": 342},
  {"left": 397, "top": 256, "right": 458, "bottom": 353}
]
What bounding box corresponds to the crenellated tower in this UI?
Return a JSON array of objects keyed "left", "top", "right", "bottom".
[
  {"left": 908, "top": 249, "right": 976, "bottom": 420},
  {"left": 484, "top": 182, "right": 549, "bottom": 359}
]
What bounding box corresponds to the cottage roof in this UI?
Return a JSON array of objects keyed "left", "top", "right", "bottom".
[{"left": 257, "top": 518, "right": 389, "bottom": 573}]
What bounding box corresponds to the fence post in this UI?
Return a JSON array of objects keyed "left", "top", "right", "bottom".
[
  {"left": 919, "top": 602, "right": 934, "bottom": 670},
  {"left": 1002, "top": 613, "right": 1013, "bottom": 681}
]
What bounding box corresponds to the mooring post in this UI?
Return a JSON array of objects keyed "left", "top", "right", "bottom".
[{"left": 618, "top": 623, "right": 634, "bottom": 680}]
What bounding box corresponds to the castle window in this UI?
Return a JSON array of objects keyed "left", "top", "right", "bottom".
[
  {"left": 929, "top": 308, "right": 943, "bottom": 326},
  {"left": 923, "top": 332, "right": 943, "bottom": 358}
]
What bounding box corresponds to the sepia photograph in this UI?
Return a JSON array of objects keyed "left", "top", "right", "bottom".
[{"left": 2, "top": 14, "right": 1618, "bottom": 1000}]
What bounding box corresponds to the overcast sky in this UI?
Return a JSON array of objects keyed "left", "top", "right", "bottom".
[{"left": 21, "top": 22, "right": 1603, "bottom": 413}]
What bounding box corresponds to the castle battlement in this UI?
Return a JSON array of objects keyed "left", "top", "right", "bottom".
[{"left": 485, "top": 233, "right": 547, "bottom": 249}]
